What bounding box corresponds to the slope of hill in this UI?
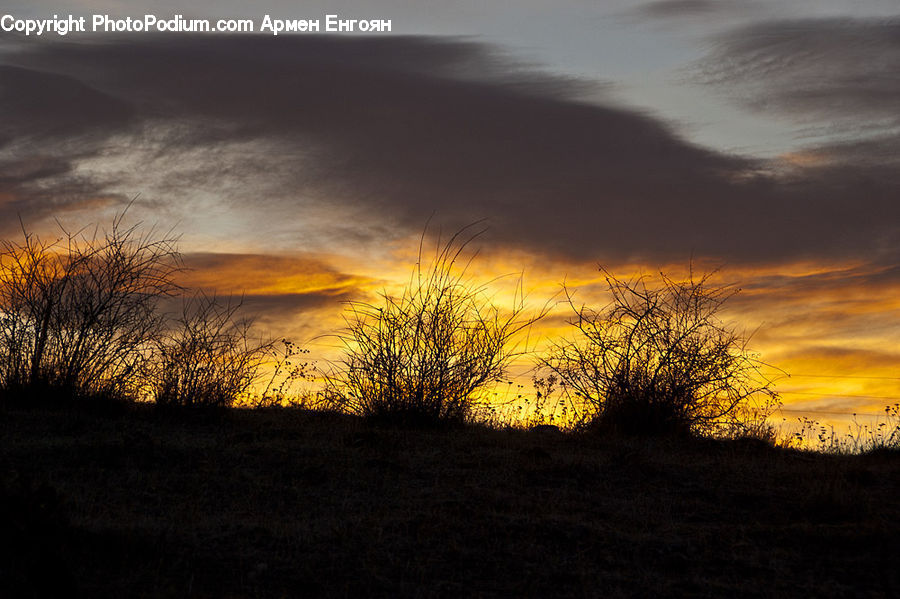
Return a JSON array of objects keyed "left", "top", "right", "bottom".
[{"left": 2, "top": 402, "right": 898, "bottom": 597}]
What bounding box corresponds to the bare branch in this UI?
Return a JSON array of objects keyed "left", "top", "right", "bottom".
[
  {"left": 541, "top": 266, "right": 780, "bottom": 437},
  {"left": 329, "top": 224, "right": 544, "bottom": 425}
]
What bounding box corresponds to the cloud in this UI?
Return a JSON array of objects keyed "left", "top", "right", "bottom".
[
  {"left": 777, "top": 346, "right": 900, "bottom": 374},
  {"left": 624, "top": 0, "right": 763, "bottom": 27},
  {"left": 0, "top": 63, "right": 135, "bottom": 230},
  {"left": 178, "top": 251, "right": 368, "bottom": 296},
  {"left": 1, "top": 34, "right": 898, "bottom": 267},
  {"left": 635, "top": 0, "right": 739, "bottom": 19},
  {"left": 0, "top": 64, "right": 133, "bottom": 144},
  {"left": 697, "top": 18, "right": 900, "bottom": 131},
  {"left": 0, "top": 159, "right": 126, "bottom": 234},
  {"left": 165, "top": 251, "right": 371, "bottom": 340},
  {"left": 695, "top": 16, "right": 900, "bottom": 207}
]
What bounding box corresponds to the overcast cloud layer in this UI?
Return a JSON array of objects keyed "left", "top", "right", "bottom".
[
  {"left": 0, "top": 30, "right": 897, "bottom": 267},
  {"left": 699, "top": 17, "right": 900, "bottom": 152}
]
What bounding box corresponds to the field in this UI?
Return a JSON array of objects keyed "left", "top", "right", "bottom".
[{"left": 2, "top": 402, "right": 899, "bottom": 598}]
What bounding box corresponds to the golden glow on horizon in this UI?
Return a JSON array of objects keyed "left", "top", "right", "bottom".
[
  {"left": 169, "top": 244, "right": 900, "bottom": 430},
  {"left": 178, "top": 252, "right": 369, "bottom": 297},
  {"left": 3, "top": 220, "right": 897, "bottom": 430}
]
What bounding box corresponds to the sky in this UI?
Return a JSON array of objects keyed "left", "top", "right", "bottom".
[{"left": 2, "top": 1, "right": 899, "bottom": 430}]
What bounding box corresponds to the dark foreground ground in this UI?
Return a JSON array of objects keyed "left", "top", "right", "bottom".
[{"left": 1, "top": 402, "right": 898, "bottom": 598}]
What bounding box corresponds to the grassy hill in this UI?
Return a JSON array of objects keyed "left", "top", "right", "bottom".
[{"left": 2, "top": 402, "right": 898, "bottom": 597}]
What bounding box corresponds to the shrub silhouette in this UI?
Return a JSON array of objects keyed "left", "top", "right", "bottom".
[
  {"left": 543, "top": 267, "right": 778, "bottom": 437},
  {"left": 0, "top": 213, "right": 181, "bottom": 401},
  {"left": 330, "top": 225, "right": 539, "bottom": 425},
  {"left": 147, "top": 292, "right": 271, "bottom": 407}
]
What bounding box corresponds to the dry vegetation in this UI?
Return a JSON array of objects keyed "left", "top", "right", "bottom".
[
  {"left": 0, "top": 214, "right": 181, "bottom": 401},
  {"left": 328, "top": 224, "right": 541, "bottom": 425},
  {"left": 0, "top": 213, "right": 277, "bottom": 408},
  {"left": 543, "top": 267, "right": 780, "bottom": 437},
  {"left": 147, "top": 293, "right": 272, "bottom": 407}
]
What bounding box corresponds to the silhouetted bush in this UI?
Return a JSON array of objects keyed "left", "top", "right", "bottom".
[
  {"left": 330, "top": 225, "right": 540, "bottom": 425},
  {"left": 0, "top": 212, "right": 181, "bottom": 401},
  {"left": 543, "top": 267, "right": 778, "bottom": 437},
  {"left": 784, "top": 404, "right": 900, "bottom": 453},
  {"left": 147, "top": 293, "right": 271, "bottom": 407}
]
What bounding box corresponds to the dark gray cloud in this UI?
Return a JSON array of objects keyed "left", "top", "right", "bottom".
[
  {"left": 0, "top": 154, "right": 126, "bottom": 229},
  {"left": 738, "top": 263, "right": 900, "bottom": 299},
  {"left": 636, "top": 0, "right": 735, "bottom": 19},
  {"left": 241, "top": 291, "right": 357, "bottom": 322},
  {"left": 0, "top": 63, "right": 135, "bottom": 228},
  {"left": 0, "top": 64, "right": 133, "bottom": 144},
  {"left": 1, "top": 34, "right": 899, "bottom": 267},
  {"left": 698, "top": 18, "right": 900, "bottom": 130},
  {"left": 695, "top": 17, "right": 900, "bottom": 194},
  {"left": 689, "top": 17, "right": 900, "bottom": 268},
  {"left": 627, "top": 0, "right": 762, "bottom": 25}
]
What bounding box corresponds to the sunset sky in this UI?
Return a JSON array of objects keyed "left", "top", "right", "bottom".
[{"left": 2, "top": 1, "right": 899, "bottom": 429}]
